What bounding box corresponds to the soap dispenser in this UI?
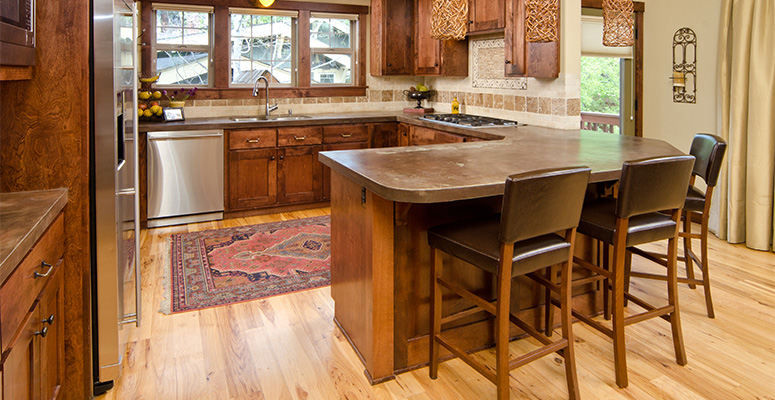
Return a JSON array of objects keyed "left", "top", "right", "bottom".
[{"left": 451, "top": 95, "right": 460, "bottom": 114}]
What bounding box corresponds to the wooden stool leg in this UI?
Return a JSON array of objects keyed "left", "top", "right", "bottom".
[
  {"left": 612, "top": 221, "right": 629, "bottom": 388},
  {"left": 700, "top": 217, "right": 715, "bottom": 318},
  {"left": 623, "top": 250, "right": 632, "bottom": 307},
  {"left": 560, "top": 256, "right": 580, "bottom": 400},
  {"left": 496, "top": 247, "right": 514, "bottom": 400},
  {"left": 666, "top": 230, "right": 688, "bottom": 366},
  {"left": 429, "top": 248, "right": 442, "bottom": 379},
  {"left": 603, "top": 244, "right": 611, "bottom": 321},
  {"left": 544, "top": 265, "right": 556, "bottom": 337},
  {"left": 683, "top": 210, "right": 697, "bottom": 289}
]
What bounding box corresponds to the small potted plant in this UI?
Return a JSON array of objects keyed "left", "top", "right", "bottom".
[{"left": 164, "top": 87, "right": 197, "bottom": 108}]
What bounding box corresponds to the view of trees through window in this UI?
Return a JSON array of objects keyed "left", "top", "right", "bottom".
[
  {"left": 230, "top": 14, "right": 293, "bottom": 85},
  {"left": 155, "top": 10, "right": 210, "bottom": 86},
  {"left": 580, "top": 57, "right": 620, "bottom": 115}
]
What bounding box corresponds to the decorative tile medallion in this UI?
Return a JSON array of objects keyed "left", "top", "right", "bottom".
[{"left": 472, "top": 38, "right": 528, "bottom": 90}]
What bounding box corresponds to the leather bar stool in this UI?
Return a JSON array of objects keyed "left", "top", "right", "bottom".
[
  {"left": 628, "top": 134, "right": 727, "bottom": 318},
  {"left": 570, "top": 155, "right": 695, "bottom": 389},
  {"left": 428, "top": 167, "right": 591, "bottom": 400}
]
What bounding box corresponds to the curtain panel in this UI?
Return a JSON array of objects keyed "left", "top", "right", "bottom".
[{"left": 712, "top": 0, "right": 775, "bottom": 252}]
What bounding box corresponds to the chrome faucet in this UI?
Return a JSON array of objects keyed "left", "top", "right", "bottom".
[{"left": 253, "top": 76, "right": 278, "bottom": 117}]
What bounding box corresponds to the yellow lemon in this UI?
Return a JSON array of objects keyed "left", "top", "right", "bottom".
[
  {"left": 143, "top": 109, "right": 153, "bottom": 117},
  {"left": 155, "top": 107, "right": 163, "bottom": 116},
  {"left": 153, "top": 91, "right": 162, "bottom": 99},
  {"left": 138, "top": 91, "right": 151, "bottom": 100},
  {"left": 150, "top": 105, "right": 161, "bottom": 114}
]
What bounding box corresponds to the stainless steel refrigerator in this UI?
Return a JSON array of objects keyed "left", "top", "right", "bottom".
[{"left": 90, "top": 0, "right": 140, "bottom": 395}]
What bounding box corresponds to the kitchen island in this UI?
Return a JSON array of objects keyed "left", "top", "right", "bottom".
[{"left": 318, "top": 125, "right": 685, "bottom": 384}]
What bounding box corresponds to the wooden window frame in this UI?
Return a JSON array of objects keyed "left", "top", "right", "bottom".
[{"left": 141, "top": 0, "right": 369, "bottom": 99}]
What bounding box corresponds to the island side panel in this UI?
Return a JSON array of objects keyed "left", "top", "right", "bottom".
[{"left": 330, "top": 171, "right": 395, "bottom": 383}]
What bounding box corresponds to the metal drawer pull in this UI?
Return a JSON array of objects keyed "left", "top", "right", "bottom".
[
  {"left": 35, "top": 326, "right": 48, "bottom": 337},
  {"left": 246, "top": 139, "right": 260, "bottom": 143},
  {"left": 341, "top": 134, "right": 352, "bottom": 138},
  {"left": 34, "top": 261, "right": 53, "bottom": 278},
  {"left": 43, "top": 315, "right": 55, "bottom": 325},
  {"left": 294, "top": 136, "right": 307, "bottom": 140}
]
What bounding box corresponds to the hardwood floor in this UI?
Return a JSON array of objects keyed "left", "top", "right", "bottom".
[{"left": 101, "top": 208, "right": 775, "bottom": 399}]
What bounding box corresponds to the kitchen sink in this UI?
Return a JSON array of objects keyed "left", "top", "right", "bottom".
[{"left": 229, "top": 115, "right": 311, "bottom": 122}]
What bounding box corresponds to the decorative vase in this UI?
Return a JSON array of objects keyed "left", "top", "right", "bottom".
[{"left": 169, "top": 100, "right": 186, "bottom": 108}]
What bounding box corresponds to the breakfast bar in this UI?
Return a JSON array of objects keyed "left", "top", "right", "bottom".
[{"left": 318, "top": 125, "right": 685, "bottom": 384}]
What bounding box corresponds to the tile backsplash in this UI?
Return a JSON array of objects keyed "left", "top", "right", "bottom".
[{"left": 184, "top": 38, "right": 581, "bottom": 130}]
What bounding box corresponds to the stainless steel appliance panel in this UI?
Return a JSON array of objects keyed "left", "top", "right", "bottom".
[{"left": 147, "top": 130, "right": 224, "bottom": 222}]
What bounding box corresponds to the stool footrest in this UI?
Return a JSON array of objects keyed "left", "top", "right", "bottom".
[
  {"left": 441, "top": 305, "right": 491, "bottom": 326},
  {"left": 573, "top": 256, "right": 612, "bottom": 279},
  {"left": 628, "top": 247, "right": 668, "bottom": 267},
  {"left": 571, "top": 274, "right": 606, "bottom": 286},
  {"left": 629, "top": 271, "right": 705, "bottom": 287},
  {"left": 571, "top": 307, "right": 613, "bottom": 338},
  {"left": 437, "top": 276, "right": 497, "bottom": 316},
  {"left": 679, "top": 231, "right": 702, "bottom": 240},
  {"left": 435, "top": 335, "right": 497, "bottom": 383},
  {"left": 527, "top": 272, "right": 560, "bottom": 295},
  {"left": 623, "top": 305, "right": 674, "bottom": 326},
  {"left": 508, "top": 312, "right": 554, "bottom": 347},
  {"left": 509, "top": 339, "right": 569, "bottom": 371}
]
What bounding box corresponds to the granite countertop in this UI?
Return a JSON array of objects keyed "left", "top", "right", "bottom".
[
  {"left": 0, "top": 189, "right": 68, "bottom": 283},
  {"left": 319, "top": 124, "right": 685, "bottom": 203}
]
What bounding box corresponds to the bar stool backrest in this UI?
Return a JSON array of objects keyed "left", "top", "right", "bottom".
[
  {"left": 499, "top": 167, "right": 591, "bottom": 244},
  {"left": 690, "top": 134, "right": 727, "bottom": 187},
  {"left": 616, "top": 156, "right": 696, "bottom": 219}
]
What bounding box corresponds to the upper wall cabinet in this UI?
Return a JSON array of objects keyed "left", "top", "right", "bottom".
[
  {"left": 504, "top": 0, "right": 560, "bottom": 78},
  {"left": 468, "top": 0, "right": 505, "bottom": 34},
  {"left": 370, "top": 0, "right": 468, "bottom": 77},
  {"left": 414, "top": 0, "right": 468, "bottom": 76},
  {"left": 370, "top": 0, "right": 414, "bottom": 76}
]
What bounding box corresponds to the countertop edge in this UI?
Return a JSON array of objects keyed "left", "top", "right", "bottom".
[{"left": 0, "top": 188, "right": 68, "bottom": 284}]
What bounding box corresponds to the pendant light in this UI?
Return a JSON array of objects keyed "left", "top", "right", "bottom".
[
  {"left": 525, "top": 0, "right": 559, "bottom": 42},
  {"left": 257, "top": 0, "right": 275, "bottom": 7},
  {"left": 430, "top": 0, "right": 468, "bottom": 41},
  {"left": 602, "top": 0, "right": 634, "bottom": 47}
]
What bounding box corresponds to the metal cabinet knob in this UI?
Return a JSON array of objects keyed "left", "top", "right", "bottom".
[
  {"left": 35, "top": 326, "right": 48, "bottom": 338},
  {"left": 270, "top": 156, "right": 275, "bottom": 161},
  {"left": 434, "top": 63, "right": 438, "bottom": 67},
  {"left": 505, "top": 60, "right": 511, "bottom": 64},
  {"left": 43, "top": 314, "right": 55, "bottom": 325},
  {"left": 279, "top": 155, "right": 284, "bottom": 160}
]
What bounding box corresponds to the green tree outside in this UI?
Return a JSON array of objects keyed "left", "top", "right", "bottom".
[{"left": 580, "top": 57, "right": 620, "bottom": 115}]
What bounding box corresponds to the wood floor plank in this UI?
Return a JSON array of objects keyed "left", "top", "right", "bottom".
[{"left": 99, "top": 210, "right": 775, "bottom": 400}]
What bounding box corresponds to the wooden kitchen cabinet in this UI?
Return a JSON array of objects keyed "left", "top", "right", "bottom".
[
  {"left": 370, "top": 0, "right": 414, "bottom": 75},
  {"left": 227, "top": 147, "right": 279, "bottom": 210},
  {"left": 410, "top": 126, "right": 466, "bottom": 146},
  {"left": 414, "top": 0, "right": 468, "bottom": 76},
  {"left": 370, "top": 123, "right": 398, "bottom": 148},
  {"left": 397, "top": 123, "right": 411, "bottom": 146},
  {"left": 468, "top": 0, "right": 505, "bottom": 34},
  {"left": 504, "top": 0, "right": 560, "bottom": 78},
  {"left": 1, "top": 212, "right": 65, "bottom": 400},
  {"left": 278, "top": 145, "right": 323, "bottom": 204}
]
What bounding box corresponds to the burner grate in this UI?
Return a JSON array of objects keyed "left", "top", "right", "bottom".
[{"left": 421, "top": 114, "right": 518, "bottom": 128}]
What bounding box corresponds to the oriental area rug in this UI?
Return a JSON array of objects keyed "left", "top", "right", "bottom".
[{"left": 162, "top": 216, "right": 331, "bottom": 313}]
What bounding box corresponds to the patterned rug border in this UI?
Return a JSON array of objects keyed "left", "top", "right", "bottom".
[{"left": 160, "top": 216, "right": 331, "bottom": 314}]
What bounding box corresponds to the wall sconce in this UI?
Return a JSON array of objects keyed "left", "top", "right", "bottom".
[
  {"left": 672, "top": 27, "right": 696, "bottom": 103},
  {"left": 257, "top": 0, "right": 275, "bottom": 7}
]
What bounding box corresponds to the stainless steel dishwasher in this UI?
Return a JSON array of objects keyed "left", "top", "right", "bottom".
[{"left": 147, "top": 130, "right": 224, "bottom": 227}]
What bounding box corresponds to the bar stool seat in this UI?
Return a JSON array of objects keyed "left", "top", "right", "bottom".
[
  {"left": 428, "top": 166, "right": 591, "bottom": 400},
  {"left": 429, "top": 215, "right": 573, "bottom": 277},
  {"left": 684, "top": 185, "right": 706, "bottom": 212},
  {"left": 579, "top": 198, "right": 678, "bottom": 246}
]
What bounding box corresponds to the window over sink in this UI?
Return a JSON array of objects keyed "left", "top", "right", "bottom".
[{"left": 145, "top": 2, "right": 366, "bottom": 97}]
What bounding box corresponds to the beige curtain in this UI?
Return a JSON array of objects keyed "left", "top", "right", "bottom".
[{"left": 711, "top": 0, "right": 775, "bottom": 252}]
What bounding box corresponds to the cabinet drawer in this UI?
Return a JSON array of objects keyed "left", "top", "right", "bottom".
[
  {"left": 277, "top": 127, "right": 322, "bottom": 147},
  {"left": 228, "top": 129, "right": 277, "bottom": 150},
  {"left": 0, "top": 213, "right": 64, "bottom": 352},
  {"left": 323, "top": 124, "right": 369, "bottom": 144}
]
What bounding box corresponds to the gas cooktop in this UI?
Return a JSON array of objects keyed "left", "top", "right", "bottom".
[{"left": 421, "top": 114, "right": 518, "bottom": 128}]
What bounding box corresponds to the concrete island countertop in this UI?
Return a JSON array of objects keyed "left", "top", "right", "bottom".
[
  {"left": 0, "top": 188, "right": 68, "bottom": 283},
  {"left": 319, "top": 124, "right": 685, "bottom": 204},
  {"left": 140, "top": 111, "right": 684, "bottom": 204}
]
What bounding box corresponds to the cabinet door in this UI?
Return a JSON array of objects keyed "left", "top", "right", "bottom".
[
  {"left": 505, "top": 0, "right": 559, "bottom": 78},
  {"left": 469, "top": 0, "right": 505, "bottom": 33},
  {"left": 3, "top": 303, "right": 40, "bottom": 400},
  {"left": 278, "top": 146, "right": 323, "bottom": 204},
  {"left": 371, "top": 0, "right": 414, "bottom": 75},
  {"left": 370, "top": 123, "right": 398, "bottom": 148},
  {"left": 410, "top": 126, "right": 466, "bottom": 146},
  {"left": 321, "top": 142, "right": 369, "bottom": 200},
  {"left": 227, "top": 149, "right": 278, "bottom": 210},
  {"left": 39, "top": 262, "right": 64, "bottom": 400},
  {"left": 414, "top": 0, "right": 441, "bottom": 75},
  {"left": 397, "top": 123, "right": 411, "bottom": 147}
]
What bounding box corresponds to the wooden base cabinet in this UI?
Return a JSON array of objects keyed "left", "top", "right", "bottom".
[
  {"left": 1, "top": 212, "right": 65, "bottom": 400},
  {"left": 278, "top": 146, "right": 323, "bottom": 204},
  {"left": 227, "top": 148, "right": 278, "bottom": 210}
]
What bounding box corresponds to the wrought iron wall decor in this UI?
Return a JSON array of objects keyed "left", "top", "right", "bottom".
[{"left": 672, "top": 27, "right": 696, "bottom": 103}]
